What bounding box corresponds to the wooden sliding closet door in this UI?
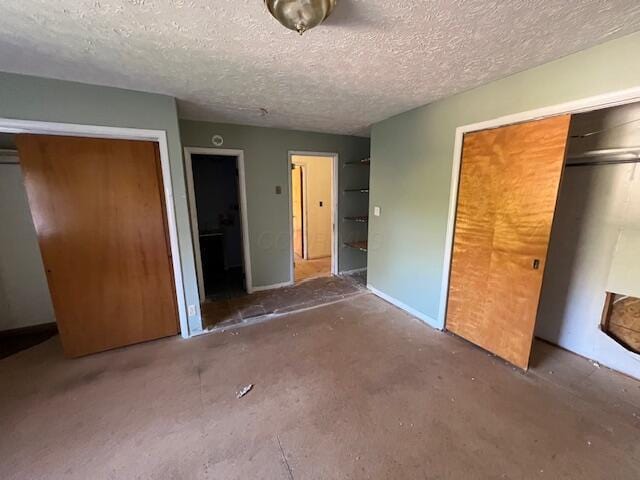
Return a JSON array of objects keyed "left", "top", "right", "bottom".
[
  {"left": 16, "top": 135, "right": 179, "bottom": 357},
  {"left": 446, "top": 115, "right": 571, "bottom": 369}
]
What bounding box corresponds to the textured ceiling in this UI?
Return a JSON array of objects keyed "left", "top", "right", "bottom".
[{"left": 1, "top": 1, "right": 640, "bottom": 137}]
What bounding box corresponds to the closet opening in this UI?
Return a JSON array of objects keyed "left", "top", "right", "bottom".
[
  {"left": 2, "top": 132, "right": 181, "bottom": 357},
  {"left": 535, "top": 101, "right": 640, "bottom": 368},
  {"left": 444, "top": 98, "right": 640, "bottom": 375}
]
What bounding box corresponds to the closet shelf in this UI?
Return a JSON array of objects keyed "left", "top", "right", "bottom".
[
  {"left": 344, "top": 216, "right": 369, "bottom": 223},
  {"left": 344, "top": 240, "right": 368, "bottom": 252},
  {"left": 343, "top": 188, "right": 369, "bottom": 193},
  {"left": 344, "top": 158, "right": 371, "bottom": 166}
]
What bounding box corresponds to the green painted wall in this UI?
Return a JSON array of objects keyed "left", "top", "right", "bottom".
[
  {"left": 0, "top": 72, "right": 202, "bottom": 334},
  {"left": 180, "top": 120, "right": 370, "bottom": 287},
  {"left": 369, "top": 31, "right": 640, "bottom": 328}
]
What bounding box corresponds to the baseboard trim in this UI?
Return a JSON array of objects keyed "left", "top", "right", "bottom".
[
  {"left": 340, "top": 267, "right": 367, "bottom": 275},
  {"left": 0, "top": 322, "right": 58, "bottom": 338},
  {"left": 250, "top": 280, "right": 294, "bottom": 293},
  {"left": 367, "top": 284, "right": 440, "bottom": 329}
]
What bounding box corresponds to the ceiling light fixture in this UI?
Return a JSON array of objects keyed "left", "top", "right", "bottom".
[{"left": 264, "top": 0, "right": 337, "bottom": 35}]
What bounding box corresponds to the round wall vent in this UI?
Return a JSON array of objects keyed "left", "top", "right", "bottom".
[{"left": 212, "top": 135, "right": 224, "bottom": 147}]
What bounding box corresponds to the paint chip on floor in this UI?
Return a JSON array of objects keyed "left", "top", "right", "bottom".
[{"left": 237, "top": 384, "right": 253, "bottom": 399}]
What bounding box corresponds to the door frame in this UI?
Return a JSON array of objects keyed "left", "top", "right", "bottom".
[
  {"left": 439, "top": 85, "right": 640, "bottom": 329},
  {"left": 0, "top": 118, "right": 191, "bottom": 338},
  {"left": 287, "top": 151, "right": 339, "bottom": 283},
  {"left": 291, "top": 163, "right": 308, "bottom": 259},
  {"left": 183, "top": 147, "right": 252, "bottom": 297}
]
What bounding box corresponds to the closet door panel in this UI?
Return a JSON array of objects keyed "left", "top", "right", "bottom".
[
  {"left": 446, "top": 115, "right": 571, "bottom": 369},
  {"left": 16, "top": 134, "right": 179, "bottom": 357}
]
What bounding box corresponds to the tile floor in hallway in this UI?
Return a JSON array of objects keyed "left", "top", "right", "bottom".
[{"left": 1, "top": 292, "right": 639, "bottom": 479}]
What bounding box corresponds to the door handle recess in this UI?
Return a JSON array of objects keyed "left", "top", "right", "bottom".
[{"left": 532, "top": 259, "right": 540, "bottom": 270}]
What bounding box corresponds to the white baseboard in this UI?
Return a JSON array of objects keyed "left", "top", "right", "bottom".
[
  {"left": 367, "top": 284, "right": 440, "bottom": 329},
  {"left": 340, "top": 267, "right": 367, "bottom": 275},
  {"left": 250, "top": 280, "right": 294, "bottom": 293}
]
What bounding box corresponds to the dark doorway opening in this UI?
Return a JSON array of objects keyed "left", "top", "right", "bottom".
[{"left": 191, "top": 154, "right": 246, "bottom": 301}]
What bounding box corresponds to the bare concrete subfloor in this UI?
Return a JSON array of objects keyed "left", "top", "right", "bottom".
[{"left": 1, "top": 293, "right": 639, "bottom": 479}]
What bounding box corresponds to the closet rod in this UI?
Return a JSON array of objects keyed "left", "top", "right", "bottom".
[
  {"left": 0, "top": 149, "right": 19, "bottom": 164},
  {"left": 566, "top": 146, "right": 640, "bottom": 159},
  {"left": 570, "top": 117, "right": 640, "bottom": 138},
  {"left": 566, "top": 158, "right": 640, "bottom": 168}
]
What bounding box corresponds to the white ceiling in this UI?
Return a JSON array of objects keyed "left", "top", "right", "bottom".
[{"left": 1, "top": 1, "right": 640, "bottom": 137}]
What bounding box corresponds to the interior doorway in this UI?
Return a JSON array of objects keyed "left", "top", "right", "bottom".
[
  {"left": 288, "top": 152, "right": 338, "bottom": 283},
  {"left": 184, "top": 147, "right": 251, "bottom": 303}
]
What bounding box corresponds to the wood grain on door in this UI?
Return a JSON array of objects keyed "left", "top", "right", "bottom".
[
  {"left": 16, "top": 134, "right": 179, "bottom": 357},
  {"left": 446, "top": 115, "right": 571, "bottom": 369}
]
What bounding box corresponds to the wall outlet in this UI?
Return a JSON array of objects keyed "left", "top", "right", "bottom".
[
  {"left": 188, "top": 304, "right": 196, "bottom": 316},
  {"left": 374, "top": 206, "right": 381, "bottom": 217}
]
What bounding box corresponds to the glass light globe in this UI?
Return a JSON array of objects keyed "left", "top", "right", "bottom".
[{"left": 265, "top": 0, "right": 337, "bottom": 35}]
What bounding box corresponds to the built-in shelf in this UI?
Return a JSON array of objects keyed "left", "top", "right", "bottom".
[
  {"left": 343, "top": 188, "right": 369, "bottom": 193},
  {"left": 344, "top": 158, "right": 370, "bottom": 166},
  {"left": 343, "top": 156, "right": 370, "bottom": 260},
  {"left": 344, "top": 240, "right": 368, "bottom": 252},
  {"left": 344, "top": 216, "right": 369, "bottom": 223}
]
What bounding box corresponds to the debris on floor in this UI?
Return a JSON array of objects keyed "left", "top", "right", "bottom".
[
  {"left": 237, "top": 384, "right": 253, "bottom": 399},
  {"left": 3, "top": 296, "right": 640, "bottom": 479}
]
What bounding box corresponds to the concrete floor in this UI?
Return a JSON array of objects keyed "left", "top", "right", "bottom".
[{"left": 1, "top": 293, "right": 639, "bottom": 479}]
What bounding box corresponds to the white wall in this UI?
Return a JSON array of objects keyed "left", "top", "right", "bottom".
[
  {"left": 0, "top": 154, "right": 55, "bottom": 331},
  {"left": 292, "top": 155, "right": 333, "bottom": 260},
  {"left": 535, "top": 104, "right": 640, "bottom": 379}
]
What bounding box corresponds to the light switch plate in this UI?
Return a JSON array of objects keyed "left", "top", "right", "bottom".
[{"left": 374, "top": 206, "right": 381, "bottom": 217}]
